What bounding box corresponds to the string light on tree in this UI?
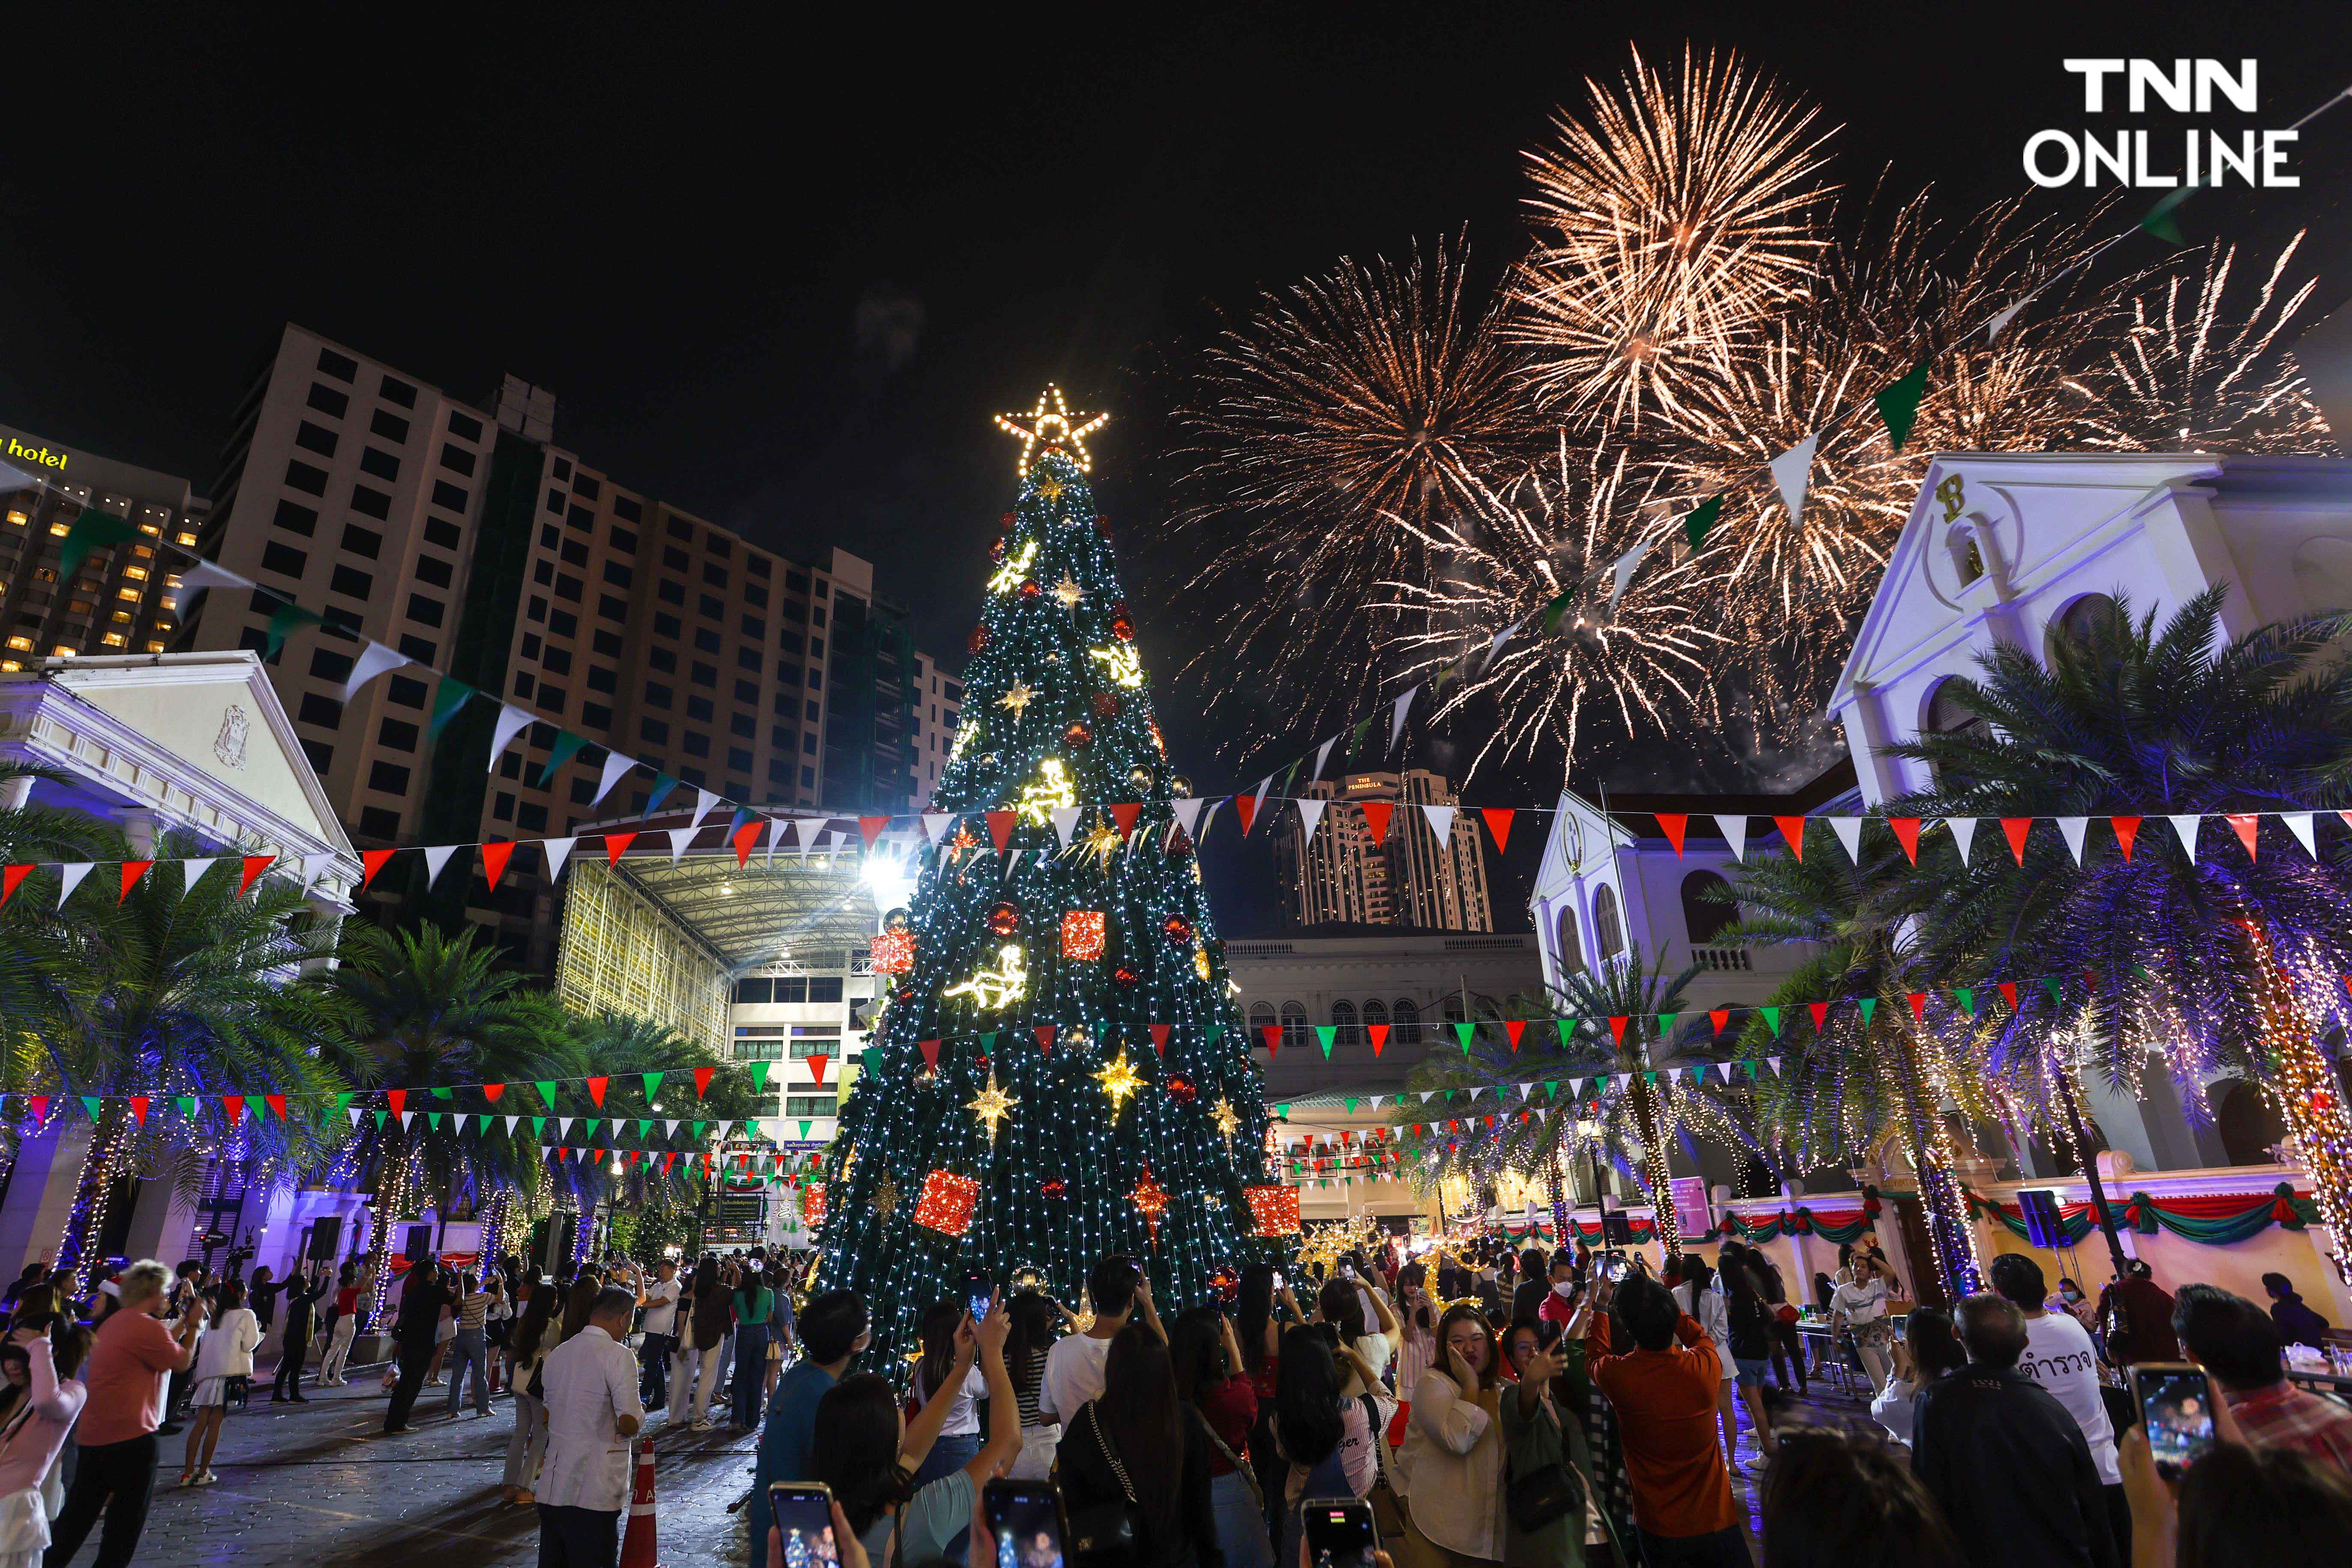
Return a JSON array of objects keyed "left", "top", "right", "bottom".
[
  {"left": 993, "top": 385, "right": 1110, "bottom": 476},
  {"left": 944, "top": 944, "right": 1029, "bottom": 1011},
  {"left": 988, "top": 541, "right": 1038, "bottom": 594},
  {"left": 1090, "top": 644, "right": 1144, "bottom": 688},
  {"left": 1017, "top": 757, "right": 1076, "bottom": 823}
]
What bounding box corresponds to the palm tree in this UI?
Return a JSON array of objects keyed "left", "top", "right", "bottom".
[
  {"left": 1397, "top": 949, "right": 1764, "bottom": 1256},
  {"left": 1718, "top": 825, "right": 1995, "bottom": 1293},
  {"left": 1894, "top": 587, "right": 2352, "bottom": 1276},
  {"left": 561, "top": 1010, "right": 770, "bottom": 1250}
]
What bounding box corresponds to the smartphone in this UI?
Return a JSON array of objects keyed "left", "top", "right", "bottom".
[
  {"left": 984, "top": 1478, "right": 1068, "bottom": 1568},
  {"left": 1272, "top": 1270, "right": 1285, "bottom": 1293},
  {"left": 766, "top": 1483, "right": 840, "bottom": 1568},
  {"left": 964, "top": 1269, "right": 995, "bottom": 1324},
  {"left": 2133, "top": 1363, "right": 2218, "bottom": 1478},
  {"left": 1302, "top": 1496, "right": 1377, "bottom": 1568}
]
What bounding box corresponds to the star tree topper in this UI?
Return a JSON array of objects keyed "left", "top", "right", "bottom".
[
  {"left": 966, "top": 1069, "right": 1018, "bottom": 1143},
  {"left": 993, "top": 385, "right": 1109, "bottom": 476}
]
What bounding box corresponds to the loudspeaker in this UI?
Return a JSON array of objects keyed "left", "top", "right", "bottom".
[
  {"left": 1602, "top": 1208, "right": 1634, "bottom": 1247},
  {"left": 403, "top": 1224, "right": 434, "bottom": 1263},
  {"left": 2017, "top": 1188, "right": 2067, "bottom": 1250},
  {"left": 308, "top": 1217, "right": 342, "bottom": 1262},
  {"left": 539, "top": 1211, "right": 577, "bottom": 1272}
]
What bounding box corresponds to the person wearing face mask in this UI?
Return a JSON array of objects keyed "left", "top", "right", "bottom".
[
  {"left": 1538, "top": 1256, "right": 1581, "bottom": 1334},
  {"left": 2056, "top": 1277, "right": 2100, "bottom": 1340}
]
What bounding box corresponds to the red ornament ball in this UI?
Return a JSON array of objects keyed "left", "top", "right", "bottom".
[
  {"left": 1041, "top": 1178, "right": 1067, "bottom": 1198},
  {"left": 1210, "top": 1266, "right": 1240, "bottom": 1304},
  {"left": 987, "top": 902, "right": 1021, "bottom": 938},
  {"left": 1018, "top": 580, "right": 1041, "bottom": 600},
  {"left": 1000, "top": 512, "right": 1017, "bottom": 529},
  {"left": 1163, "top": 915, "right": 1193, "bottom": 946},
  {"left": 1113, "top": 965, "right": 1140, "bottom": 987},
  {"left": 2314, "top": 1090, "right": 2339, "bottom": 1113},
  {"left": 1093, "top": 692, "right": 1121, "bottom": 720},
  {"left": 1167, "top": 1074, "right": 1197, "bottom": 1103},
  {"left": 1065, "top": 721, "right": 1092, "bottom": 747},
  {"left": 968, "top": 625, "right": 989, "bottom": 654},
  {"left": 1110, "top": 606, "right": 1134, "bottom": 642},
  {"left": 990, "top": 538, "right": 1007, "bottom": 563},
  {"left": 1094, "top": 515, "right": 1112, "bottom": 536}
]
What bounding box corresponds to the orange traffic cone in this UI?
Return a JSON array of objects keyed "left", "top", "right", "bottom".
[{"left": 619, "top": 1437, "right": 663, "bottom": 1568}]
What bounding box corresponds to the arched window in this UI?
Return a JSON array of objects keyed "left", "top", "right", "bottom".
[
  {"left": 1280, "top": 1001, "right": 1309, "bottom": 1055},
  {"left": 1946, "top": 525, "right": 1986, "bottom": 587},
  {"left": 1249, "top": 1002, "right": 1276, "bottom": 1043},
  {"left": 1680, "top": 870, "right": 1737, "bottom": 946},
  {"left": 2214, "top": 1079, "right": 2288, "bottom": 1166},
  {"left": 1362, "top": 998, "right": 1389, "bottom": 1038},
  {"left": 2049, "top": 592, "right": 2124, "bottom": 661},
  {"left": 1553, "top": 905, "right": 1584, "bottom": 981},
  {"left": 1392, "top": 997, "right": 1422, "bottom": 1046},
  {"left": 1331, "top": 999, "right": 1359, "bottom": 1048},
  {"left": 1592, "top": 884, "right": 1625, "bottom": 960},
  {"left": 1924, "top": 677, "right": 1992, "bottom": 742}
]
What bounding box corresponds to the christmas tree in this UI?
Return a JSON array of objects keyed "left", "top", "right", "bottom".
[{"left": 815, "top": 389, "right": 1283, "bottom": 1363}]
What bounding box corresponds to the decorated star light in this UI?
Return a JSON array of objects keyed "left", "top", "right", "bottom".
[
  {"left": 948, "top": 719, "right": 978, "bottom": 761},
  {"left": 993, "top": 385, "right": 1110, "bottom": 476},
  {"left": 965, "top": 1069, "right": 1018, "bottom": 1143},
  {"left": 988, "top": 541, "right": 1038, "bottom": 594},
  {"left": 1053, "top": 576, "right": 1086, "bottom": 608},
  {"left": 1211, "top": 1094, "right": 1242, "bottom": 1149},
  {"left": 1081, "top": 820, "right": 1125, "bottom": 871},
  {"left": 1094, "top": 1050, "right": 1146, "bottom": 1122},
  {"left": 1017, "top": 757, "right": 1077, "bottom": 824},
  {"left": 870, "top": 1173, "right": 900, "bottom": 1218},
  {"left": 997, "top": 681, "right": 1036, "bottom": 720},
  {"left": 1089, "top": 644, "right": 1144, "bottom": 689},
  {"left": 1131, "top": 1166, "right": 1169, "bottom": 1241},
  {"left": 944, "top": 944, "right": 1029, "bottom": 1011}
]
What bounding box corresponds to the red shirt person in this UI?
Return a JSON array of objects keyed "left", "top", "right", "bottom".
[
  {"left": 48, "top": 1259, "right": 205, "bottom": 1568},
  {"left": 1583, "top": 1274, "right": 1746, "bottom": 1565}
]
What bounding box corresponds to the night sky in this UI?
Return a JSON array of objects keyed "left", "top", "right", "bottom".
[{"left": 7, "top": 3, "right": 2349, "bottom": 929}]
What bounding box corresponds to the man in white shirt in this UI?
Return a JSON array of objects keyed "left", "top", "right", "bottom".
[
  {"left": 537, "top": 1286, "right": 646, "bottom": 1568},
  {"left": 1038, "top": 1256, "right": 1161, "bottom": 1422},
  {"left": 637, "top": 1260, "right": 682, "bottom": 1410},
  {"left": 1989, "top": 1253, "right": 2125, "bottom": 1548}
]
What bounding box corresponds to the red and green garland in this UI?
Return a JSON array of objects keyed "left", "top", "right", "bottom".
[{"left": 1964, "top": 1184, "right": 2318, "bottom": 1247}]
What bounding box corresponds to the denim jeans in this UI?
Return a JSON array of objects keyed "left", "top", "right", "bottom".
[
  {"left": 731, "top": 1324, "right": 771, "bottom": 1427},
  {"left": 447, "top": 1326, "right": 492, "bottom": 1415}
]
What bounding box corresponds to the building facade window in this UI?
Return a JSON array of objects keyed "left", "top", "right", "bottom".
[
  {"left": 1332, "top": 999, "right": 1359, "bottom": 1047},
  {"left": 1554, "top": 905, "right": 1584, "bottom": 981},
  {"left": 1592, "top": 883, "right": 1626, "bottom": 960},
  {"left": 1279, "top": 1001, "right": 1309, "bottom": 1055},
  {"left": 1680, "top": 871, "right": 1737, "bottom": 946},
  {"left": 1392, "top": 997, "right": 1421, "bottom": 1046}
]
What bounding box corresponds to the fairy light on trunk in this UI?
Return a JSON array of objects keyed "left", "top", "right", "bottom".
[
  {"left": 2240, "top": 917, "right": 2352, "bottom": 1278},
  {"left": 61, "top": 1111, "right": 132, "bottom": 1298}
]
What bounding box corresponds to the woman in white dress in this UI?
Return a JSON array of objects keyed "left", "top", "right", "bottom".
[{"left": 180, "top": 1278, "right": 259, "bottom": 1487}]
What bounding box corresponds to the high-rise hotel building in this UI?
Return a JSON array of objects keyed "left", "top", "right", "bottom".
[
  {"left": 0, "top": 424, "right": 207, "bottom": 667},
  {"left": 1274, "top": 768, "right": 1494, "bottom": 931},
  {"left": 177, "top": 324, "right": 958, "bottom": 967}
]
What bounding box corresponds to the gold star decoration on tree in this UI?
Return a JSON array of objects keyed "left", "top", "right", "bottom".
[
  {"left": 993, "top": 385, "right": 1110, "bottom": 476},
  {"left": 1037, "top": 475, "right": 1064, "bottom": 500},
  {"left": 1082, "top": 821, "right": 1124, "bottom": 870},
  {"left": 870, "top": 1174, "right": 900, "bottom": 1218},
  {"left": 998, "top": 681, "right": 1035, "bottom": 720},
  {"left": 1053, "top": 577, "right": 1085, "bottom": 608},
  {"left": 1210, "top": 1095, "right": 1241, "bottom": 1149},
  {"left": 965, "top": 1069, "right": 1018, "bottom": 1142},
  {"left": 1095, "top": 1050, "right": 1146, "bottom": 1122}
]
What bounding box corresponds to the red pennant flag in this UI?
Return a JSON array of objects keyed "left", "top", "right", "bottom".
[
  {"left": 692, "top": 1066, "right": 714, "bottom": 1099},
  {"left": 1655, "top": 813, "right": 1689, "bottom": 855},
  {"left": 1773, "top": 816, "right": 1807, "bottom": 860},
  {"left": 237, "top": 853, "right": 277, "bottom": 896},
  {"left": 984, "top": 812, "right": 1017, "bottom": 851},
  {"left": 479, "top": 841, "right": 515, "bottom": 889},
  {"left": 919, "top": 1038, "right": 943, "bottom": 1071},
  {"left": 25, "top": 1094, "right": 47, "bottom": 1124},
  {"left": 128, "top": 1096, "right": 149, "bottom": 1125},
  {"left": 387, "top": 1088, "right": 406, "bottom": 1117},
  {"left": 1368, "top": 1024, "right": 1389, "bottom": 1056},
  {"left": 2111, "top": 817, "right": 2140, "bottom": 861},
  {"left": 2225, "top": 813, "right": 2259, "bottom": 860},
  {"left": 264, "top": 1093, "right": 285, "bottom": 1121},
  {"left": 222, "top": 1094, "right": 244, "bottom": 1123},
  {"left": 1888, "top": 818, "right": 1921, "bottom": 865},
  {"left": 1504, "top": 1020, "right": 1525, "bottom": 1052},
  {"left": 1361, "top": 802, "right": 1393, "bottom": 843},
  {"left": 808, "top": 1053, "right": 831, "bottom": 1084},
  {"left": 858, "top": 816, "right": 890, "bottom": 850},
  {"left": 483, "top": 1082, "right": 506, "bottom": 1103},
  {"left": 2000, "top": 818, "right": 2032, "bottom": 864},
  {"left": 1607, "top": 1016, "right": 1629, "bottom": 1045},
  {"left": 586, "top": 1076, "right": 608, "bottom": 1107},
  {"left": 1708, "top": 1008, "right": 1729, "bottom": 1037},
  {"left": 1480, "top": 809, "right": 1515, "bottom": 854},
  {"left": 604, "top": 832, "right": 638, "bottom": 866},
  {"left": 119, "top": 861, "right": 153, "bottom": 901},
  {"left": 1023, "top": 1025, "right": 1049, "bottom": 1055},
  {"left": 0, "top": 866, "right": 30, "bottom": 905},
  {"left": 732, "top": 818, "right": 763, "bottom": 867},
  {"left": 360, "top": 849, "right": 396, "bottom": 890},
  {"left": 1260, "top": 1024, "right": 1281, "bottom": 1055},
  {"left": 1907, "top": 992, "right": 1927, "bottom": 1024},
  {"left": 1149, "top": 1024, "right": 1170, "bottom": 1056},
  {"left": 1998, "top": 981, "right": 2019, "bottom": 1012},
  {"left": 1807, "top": 1001, "right": 1830, "bottom": 1031},
  {"left": 1233, "top": 795, "right": 1259, "bottom": 837},
  {"left": 1109, "top": 803, "right": 1142, "bottom": 836}
]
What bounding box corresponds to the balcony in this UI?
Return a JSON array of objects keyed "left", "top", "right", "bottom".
[{"left": 1692, "top": 947, "right": 1752, "bottom": 972}]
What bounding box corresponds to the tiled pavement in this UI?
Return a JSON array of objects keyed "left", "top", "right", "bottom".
[{"left": 138, "top": 1364, "right": 757, "bottom": 1567}]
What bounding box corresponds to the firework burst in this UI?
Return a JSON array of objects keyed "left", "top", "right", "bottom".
[
  {"left": 1509, "top": 43, "right": 1836, "bottom": 429},
  {"left": 1377, "top": 439, "right": 1729, "bottom": 779},
  {"left": 1173, "top": 235, "right": 1539, "bottom": 744}
]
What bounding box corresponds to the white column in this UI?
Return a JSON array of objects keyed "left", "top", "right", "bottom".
[
  {"left": 0, "top": 1123, "right": 94, "bottom": 1284},
  {"left": 120, "top": 1175, "right": 204, "bottom": 1267}
]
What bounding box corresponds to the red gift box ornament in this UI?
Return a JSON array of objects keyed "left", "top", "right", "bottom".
[
  {"left": 1243, "top": 1184, "right": 1301, "bottom": 1238},
  {"left": 1061, "top": 910, "right": 1106, "bottom": 960},
  {"left": 870, "top": 927, "right": 916, "bottom": 976},
  {"left": 801, "top": 1182, "right": 827, "bottom": 1226},
  {"left": 915, "top": 1169, "right": 981, "bottom": 1237}
]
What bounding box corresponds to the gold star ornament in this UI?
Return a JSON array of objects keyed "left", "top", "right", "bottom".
[
  {"left": 997, "top": 681, "right": 1035, "bottom": 720},
  {"left": 1095, "top": 1050, "right": 1146, "bottom": 1123},
  {"left": 870, "top": 1174, "right": 900, "bottom": 1218},
  {"left": 1211, "top": 1095, "right": 1241, "bottom": 1149},
  {"left": 993, "top": 385, "right": 1109, "bottom": 476},
  {"left": 965, "top": 1070, "right": 1018, "bottom": 1143},
  {"left": 1053, "top": 577, "right": 1086, "bottom": 608}
]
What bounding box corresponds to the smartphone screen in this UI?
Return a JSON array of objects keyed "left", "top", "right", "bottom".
[
  {"left": 768, "top": 1485, "right": 840, "bottom": 1568},
  {"left": 2135, "top": 1366, "right": 2217, "bottom": 1476},
  {"left": 1302, "top": 1496, "right": 1377, "bottom": 1568},
  {"left": 984, "top": 1479, "right": 1067, "bottom": 1568},
  {"left": 964, "top": 1270, "right": 995, "bottom": 1324}
]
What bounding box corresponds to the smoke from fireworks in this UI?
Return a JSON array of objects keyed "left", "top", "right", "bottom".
[{"left": 1509, "top": 44, "right": 1836, "bottom": 429}]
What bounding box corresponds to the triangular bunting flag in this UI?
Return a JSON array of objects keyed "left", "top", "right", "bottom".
[
  {"left": 2224, "top": 813, "right": 2259, "bottom": 861},
  {"left": 1368, "top": 1024, "right": 1389, "bottom": 1056},
  {"left": 1480, "top": 808, "right": 1514, "bottom": 854},
  {"left": 420, "top": 844, "right": 459, "bottom": 887},
  {"left": 1708, "top": 1008, "right": 1729, "bottom": 1037},
  {"left": 536, "top": 730, "right": 589, "bottom": 788},
  {"left": 2169, "top": 814, "right": 2202, "bottom": 859},
  {"left": 2000, "top": 817, "right": 2032, "bottom": 864},
  {"left": 1656, "top": 814, "right": 1688, "bottom": 856},
  {"left": 488, "top": 704, "right": 535, "bottom": 768},
  {"left": 1680, "top": 495, "right": 1723, "bottom": 552},
  {"left": 1761, "top": 1006, "right": 1782, "bottom": 1037},
  {"left": 119, "top": 861, "right": 153, "bottom": 901},
  {"left": 480, "top": 840, "right": 516, "bottom": 890},
  {"left": 56, "top": 863, "right": 93, "bottom": 906},
  {"left": 1389, "top": 688, "right": 1416, "bottom": 751},
  {"left": 1948, "top": 817, "right": 1977, "bottom": 866},
  {"left": 541, "top": 837, "right": 577, "bottom": 883},
  {"left": 1149, "top": 1025, "right": 1170, "bottom": 1056},
  {"left": 2284, "top": 812, "right": 2317, "bottom": 858},
  {"left": 1713, "top": 815, "right": 1748, "bottom": 863},
  {"left": 2055, "top": 816, "right": 2089, "bottom": 864},
  {"left": 984, "top": 812, "right": 1017, "bottom": 851},
  {"left": 1362, "top": 802, "right": 1394, "bottom": 844},
  {"left": 1875, "top": 361, "right": 1931, "bottom": 453},
  {"left": 1829, "top": 817, "right": 1862, "bottom": 863},
  {"left": 667, "top": 826, "right": 698, "bottom": 864},
  {"left": 1889, "top": 817, "right": 1921, "bottom": 865},
  {"left": 1296, "top": 798, "right": 1326, "bottom": 844},
  {"left": 591, "top": 749, "right": 639, "bottom": 807},
  {"left": 1314, "top": 1025, "right": 1336, "bottom": 1058},
  {"left": 688, "top": 788, "right": 721, "bottom": 832},
  {"left": 428, "top": 676, "right": 477, "bottom": 738},
  {"left": 1773, "top": 815, "right": 1806, "bottom": 860},
  {"left": 1769, "top": 434, "right": 1819, "bottom": 528},
  {"left": 603, "top": 832, "right": 637, "bottom": 866},
  {"left": 1422, "top": 805, "right": 1455, "bottom": 848}
]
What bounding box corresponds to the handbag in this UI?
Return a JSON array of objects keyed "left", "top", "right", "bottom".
[
  {"left": 1064, "top": 1410, "right": 1143, "bottom": 1568},
  {"left": 1503, "top": 1400, "right": 1587, "bottom": 1535}
]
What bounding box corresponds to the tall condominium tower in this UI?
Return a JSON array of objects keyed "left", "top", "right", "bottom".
[{"left": 1273, "top": 768, "right": 1493, "bottom": 931}]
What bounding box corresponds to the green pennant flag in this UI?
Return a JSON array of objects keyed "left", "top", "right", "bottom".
[
  {"left": 80, "top": 1096, "right": 102, "bottom": 1122},
  {"left": 1349, "top": 714, "right": 1374, "bottom": 759},
  {"left": 1555, "top": 1019, "right": 1575, "bottom": 1046},
  {"left": 799, "top": 1121, "right": 812, "bottom": 1139},
  {"left": 429, "top": 677, "right": 478, "bottom": 738},
  {"left": 640, "top": 1072, "right": 663, "bottom": 1100},
  {"left": 1656, "top": 1012, "right": 1677, "bottom": 1037},
  {"left": 535, "top": 1081, "right": 559, "bottom": 1109},
  {"left": 1953, "top": 986, "right": 1977, "bottom": 1017},
  {"left": 1344, "top": 1097, "right": 1359, "bottom": 1115},
  {"left": 428, "top": 1111, "right": 444, "bottom": 1130},
  {"left": 334, "top": 1092, "right": 353, "bottom": 1117},
  {"left": 264, "top": 599, "right": 325, "bottom": 660},
  {"left": 1276, "top": 1103, "right": 1291, "bottom": 1120},
  {"left": 1452, "top": 1022, "right": 1476, "bottom": 1052},
  {"left": 175, "top": 1096, "right": 196, "bottom": 1120},
  {"left": 1681, "top": 495, "right": 1724, "bottom": 552},
  {"left": 691, "top": 1121, "right": 707, "bottom": 1141},
  {"left": 2040, "top": 975, "right": 2063, "bottom": 1005},
  {"left": 373, "top": 1108, "right": 387, "bottom": 1128},
  {"left": 637, "top": 1118, "right": 653, "bottom": 1138},
  {"left": 1206, "top": 1025, "right": 1222, "bottom": 1048},
  {"left": 1546, "top": 1080, "right": 1561, "bottom": 1099},
  {"left": 2142, "top": 183, "right": 2197, "bottom": 245},
  {"left": 1875, "top": 361, "right": 1932, "bottom": 453},
  {"left": 537, "top": 731, "right": 590, "bottom": 788},
  {"left": 1541, "top": 589, "right": 1576, "bottom": 635},
  {"left": 1314, "top": 1025, "right": 1337, "bottom": 1058},
  {"left": 750, "top": 1060, "right": 772, "bottom": 1092},
  {"left": 432, "top": 1086, "right": 453, "bottom": 1100},
  {"left": 531, "top": 1116, "right": 546, "bottom": 1139},
  {"left": 1643, "top": 1070, "right": 1659, "bottom": 1085},
  {"left": 644, "top": 773, "right": 680, "bottom": 814},
  {"left": 1857, "top": 997, "right": 1878, "bottom": 1026},
  {"left": 1760, "top": 1005, "right": 1783, "bottom": 1037},
  {"left": 979, "top": 1032, "right": 999, "bottom": 1055},
  {"left": 58, "top": 509, "right": 143, "bottom": 580}
]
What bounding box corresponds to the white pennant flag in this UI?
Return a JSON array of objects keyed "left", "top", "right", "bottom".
[
  {"left": 1052, "top": 807, "right": 1084, "bottom": 849},
  {"left": 1251, "top": 775, "right": 1275, "bottom": 828},
  {"left": 1828, "top": 817, "right": 1863, "bottom": 863},
  {"left": 2283, "top": 812, "right": 2317, "bottom": 858},
  {"left": 924, "top": 814, "right": 956, "bottom": 846},
  {"left": 1197, "top": 799, "right": 1225, "bottom": 844},
  {"left": 348, "top": 1107, "right": 363, "bottom": 1128},
  {"left": 665, "top": 1120, "right": 681, "bottom": 1138},
  {"left": 1770, "top": 434, "right": 1820, "bottom": 529},
  {"left": 488, "top": 705, "right": 535, "bottom": 769},
  {"left": 339, "top": 642, "right": 412, "bottom": 702},
  {"left": 556, "top": 1116, "right": 574, "bottom": 1138},
  {"left": 667, "top": 827, "right": 698, "bottom": 864},
  {"left": 1298, "top": 799, "right": 1327, "bottom": 843},
  {"left": 1311, "top": 736, "right": 1337, "bottom": 782},
  {"left": 766, "top": 817, "right": 791, "bottom": 867},
  {"left": 591, "top": 750, "right": 638, "bottom": 807},
  {"left": 1422, "top": 804, "right": 1456, "bottom": 846},
  {"left": 300, "top": 852, "right": 333, "bottom": 890},
  {"left": 2169, "top": 813, "right": 2203, "bottom": 859},
  {"left": 1985, "top": 300, "right": 2028, "bottom": 341},
  {"left": 1421, "top": 1091, "right": 1437, "bottom": 1104},
  {"left": 1713, "top": 815, "right": 1749, "bottom": 863},
  {"left": 173, "top": 558, "right": 248, "bottom": 604},
  {"left": 796, "top": 825, "right": 819, "bottom": 862},
  {"left": 181, "top": 857, "right": 221, "bottom": 892},
  {"left": 1766, "top": 1055, "right": 1783, "bottom": 1076},
  {"left": 55, "top": 863, "right": 92, "bottom": 906},
  {"left": 1170, "top": 798, "right": 1205, "bottom": 842},
  {"left": 1484, "top": 618, "right": 1524, "bottom": 671},
  {"left": 504, "top": 1115, "right": 521, "bottom": 1135},
  {"left": 2056, "top": 817, "right": 2091, "bottom": 865},
  {"left": 1947, "top": 817, "right": 1978, "bottom": 866},
  {"left": 688, "top": 789, "right": 721, "bottom": 831},
  {"left": 1609, "top": 539, "right": 1651, "bottom": 607},
  {"left": 541, "top": 837, "right": 577, "bottom": 883},
  {"left": 421, "top": 845, "right": 458, "bottom": 885},
  {"left": 1003, "top": 850, "right": 1024, "bottom": 880},
  {"left": 1390, "top": 688, "right": 1417, "bottom": 751}
]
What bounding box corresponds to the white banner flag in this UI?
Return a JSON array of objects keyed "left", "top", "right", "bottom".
[{"left": 340, "top": 642, "right": 412, "bottom": 702}]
